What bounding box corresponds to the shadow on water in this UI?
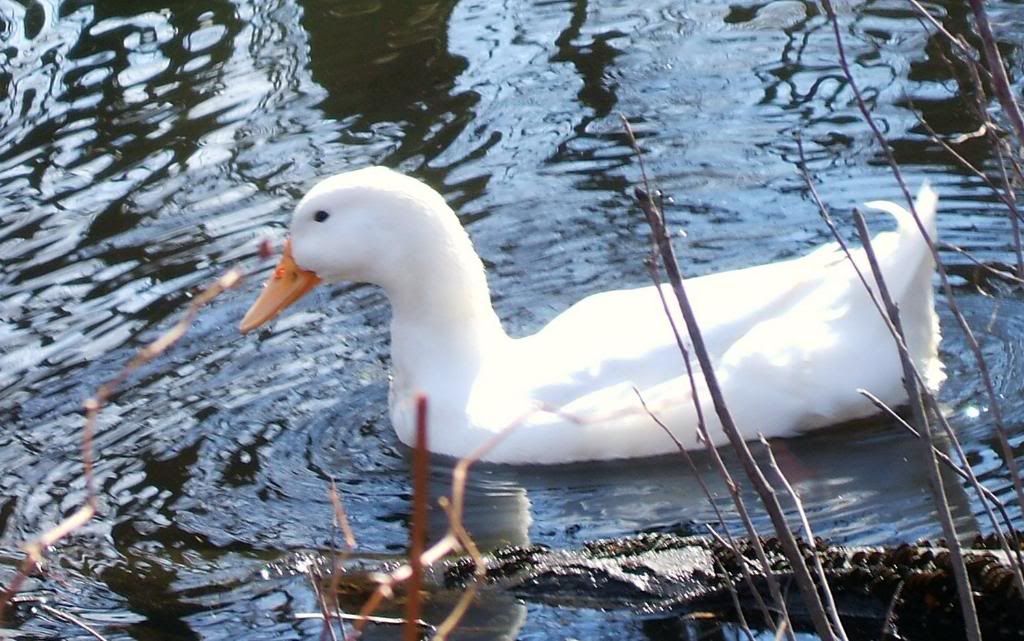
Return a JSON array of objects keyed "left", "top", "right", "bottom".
[{"left": 3, "top": 0, "right": 1024, "bottom": 638}]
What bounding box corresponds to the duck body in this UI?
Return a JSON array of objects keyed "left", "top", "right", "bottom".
[{"left": 241, "top": 167, "right": 943, "bottom": 464}]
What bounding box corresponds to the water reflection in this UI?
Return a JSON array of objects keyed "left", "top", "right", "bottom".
[{"left": 2, "top": 0, "right": 1024, "bottom": 639}]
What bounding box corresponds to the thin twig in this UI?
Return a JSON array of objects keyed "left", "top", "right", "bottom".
[
  {"left": 852, "top": 209, "right": 981, "bottom": 640},
  {"left": 859, "top": 388, "right": 1024, "bottom": 593},
  {"left": 351, "top": 410, "right": 532, "bottom": 638},
  {"left": 313, "top": 567, "right": 340, "bottom": 641},
  {"left": 297, "top": 611, "right": 434, "bottom": 629},
  {"left": 798, "top": 138, "right": 1024, "bottom": 589},
  {"left": 858, "top": 390, "right": 1005, "bottom": 520},
  {"left": 711, "top": 551, "right": 758, "bottom": 641},
  {"left": 430, "top": 414, "right": 514, "bottom": 641},
  {"left": 878, "top": 579, "right": 906, "bottom": 641},
  {"left": 823, "top": 0, "right": 1024, "bottom": 533},
  {"left": 967, "top": 0, "right": 1024, "bottom": 145},
  {"left": 0, "top": 268, "right": 244, "bottom": 622},
  {"left": 404, "top": 396, "right": 429, "bottom": 641},
  {"left": 942, "top": 241, "right": 1024, "bottom": 286},
  {"left": 634, "top": 388, "right": 776, "bottom": 629},
  {"left": 913, "top": 112, "right": 1021, "bottom": 219},
  {"left": 329, "top": 480, "right": 358, "bottom": 552},
  {"left": 822, "top": 4, "right": 1024, "bottom": 633},
  {"left": 626, "top": 120, "right": 794, "bottom": 637},
  {"left": 640, "top": 229, "right": 779, "bottom": 629},
  {"left": 622, "top": 117, "right": 837, "bottom": 641},
  {"left": 760, "top": 437, "right": 849, "bottom": 641},
  {"left": 35, "top": 602, "right": 112, "bottom": 641},
  {"left": 906, "top": 0, "right": 984, "bottom": 67},
  {"left": 325, "top": 480, "right": 357, "bottom": 641},
  {"left": 795, "top": 136, "right": 905, "bottom": 348},
  {"left": 992, "top": 140, "right": 1024, "bottom": 277}
]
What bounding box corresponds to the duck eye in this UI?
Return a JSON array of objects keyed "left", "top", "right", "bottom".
[{"left": 313, "top": 210, "right": 330, "bottom": 223}]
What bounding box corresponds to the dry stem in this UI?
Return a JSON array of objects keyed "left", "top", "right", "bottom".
[
  {"left": 350, "top": 411, "right": 530, "bottom": 639},
  {"left": 627, "top": 128, "right": 794, "bottom": 638},
  {"left": 760, "top": 437, "right": 848, "bottom": 641},
  {"left": 823, "top": 0, "right": 1024, "bottom": 532},
  {"left": 404, "top": 396, "right": 429, "bottom": 641},
  {"left": 621, "top": 117, "right": 838, "bottom": 641},
  {"left": 797, "top": 133, "right": 1024, "bottom": 595},
  {"left": 966, "top": 0, "right": 1024, "bottom": 145},
  {"left": 852, "top": 209, "right": 981, "bottom": 639},
  {"left": 323, "top": 479, "right": 358, "bottom": 640},
  {"left": 0, "top": 267, "right": 244, "bottom": 624},
  {"left": 860, "top": 389, "right": 1024, "bottom": 590},
  {"left": 634, "top": 389, "right": 776, "bottom": 629}
]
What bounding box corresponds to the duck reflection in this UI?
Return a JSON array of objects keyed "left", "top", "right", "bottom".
[
  {"left": 427, "top": 412, "right": 978, "bottom": 554},
  {"left": 316, "top": 454, "right": 535, "bottom": 640},
  {"left": 332, "top": 409, "right": 979, "bottom": 640}
]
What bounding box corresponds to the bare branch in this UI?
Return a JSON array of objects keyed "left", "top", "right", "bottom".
[
  {"left": 622, "top": 116, "right": 838, "bottom": 641},
  {"left": 404, "top": 396, "right": 429, "bottom": 641},
  {"left": 760, "top": 437, "right": 848, "bottom": 641},
  {"left": 0, "top": 268, "right": 244, "bottom": 622},
  {"left": 851, "top": 209, "right": 980, "bottom": 639}
]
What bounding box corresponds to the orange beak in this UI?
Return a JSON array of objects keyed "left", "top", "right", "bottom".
[{"left": 240, "top": 238, "right": 322, "bottom": 333}]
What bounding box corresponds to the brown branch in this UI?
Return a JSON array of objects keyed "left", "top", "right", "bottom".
[
  {"left": 32, "top": 601, "right": 112, "bottom": 641},
  {"left": 859, "top": 388, "right": 1024, "bottom": 594},
  {"left": 912, "top": 105, "right": 1024, "bottom": 278},
  {"left": 798, "top": 137, "right": 1024, "bottom": 592},
  {"left": 633, "top": 389, "right": 776, "bottom": 629},
  {"left": 351, "top": 410, "right": 531, "bottom": 638},
  {"left": 640, "top": 226, "right": 782, "bottom": 630},
  {"left": 818, "top": 6, "right": 1024, "bottom": 634},
  {"left": 0, "top": 267, "right": 244, "bottom": 622},
  {"left": 992, "top": 140, "right": 1024, "bottom": 277},
  {"left": 404, "top": 396, "right": 429, "bottom": 641},
  {"left": 622, "top": 118, "right": 837, "bottom": 641},
  {"left": 967, "top": 0, "right": 1024, "bottom": 146},
  {"left": 760, "top": 437, "right": 848, "bottom": 641},
  {"left": 822, "top": 0, "right": 1024, "bottom": 533},
  {"left": 313, "top": 567, "right": 340, "bottom": 641},
  {"left": 626, "top": 121, "right": 794, "bottom": 637},
  {"left": 878, "top": 579, "right": 906, "bottom": 641},
  {"left": 329, "top": 480, "right": 358, "bottom": 552},
  {"left": 913, "top": 112, "right": 1019, "bottom": 217},
  {"left": 851, "top": 210, "right": 981, "bottom": 640},
  {"left": 324, "top": 480, "right": 357, "bottom": 641},
  {"left": 907, "top": 0, "right": 985, "bottom": 68},
  {"left": 711, "top": 551, "right": 758, "bottom": 641},
  {"left": 941, "top": 241, "right": 1024, "bottom": 286}
]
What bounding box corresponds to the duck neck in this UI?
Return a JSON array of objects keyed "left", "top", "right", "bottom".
[{"left": 383, "top": 226, "right": 508, "bottom": 395}]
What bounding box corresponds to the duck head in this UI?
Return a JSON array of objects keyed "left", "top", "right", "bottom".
[{"left": 239, "top": 166, "right": 478, "bottom": 333}]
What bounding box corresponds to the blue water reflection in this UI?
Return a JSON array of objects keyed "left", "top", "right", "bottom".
[{"left": 1, "top": 0, "right": 1023, "bottom": 639}]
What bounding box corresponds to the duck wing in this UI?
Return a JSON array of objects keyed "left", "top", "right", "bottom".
[{"left": 511, "top": 186, "right": 940, "bottom": 453}]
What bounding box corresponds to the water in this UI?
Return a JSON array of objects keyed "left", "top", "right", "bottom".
[{"left": 2, "top": 0, "right": 1024, "bottom": 638}]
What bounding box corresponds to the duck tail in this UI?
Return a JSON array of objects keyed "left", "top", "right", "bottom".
[
  {"left": 863, "top": 183, "right": 944, "bottom": 391},
  {"left": 864, "top": 182, "right": 939, "bottom": 243}
]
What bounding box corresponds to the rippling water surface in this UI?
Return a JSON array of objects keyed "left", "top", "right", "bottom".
[{"left": 3, "top": 0, "right": 1024, "bottom": 639}]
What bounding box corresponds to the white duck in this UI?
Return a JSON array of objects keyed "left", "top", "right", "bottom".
[{"left": 240, "top": 167, "right": 943, "bottom": 464}]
